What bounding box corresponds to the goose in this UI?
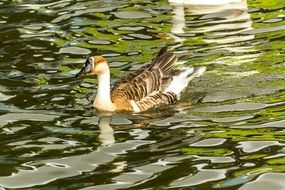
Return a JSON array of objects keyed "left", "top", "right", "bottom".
[{"left": 75, "top": 46, "right": 206, "bottom": 112}]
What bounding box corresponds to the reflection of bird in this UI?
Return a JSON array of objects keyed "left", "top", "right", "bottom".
[
  {"left": 169, "top": 0, "right": 245, "bottom": 5},
  {"left": 76, "top": 46, "right": 205, "bottom": 112},
  {"left": 169, "top": 0, "right": 252, "bottom": 39},
  {"left": 169, "top": 0, "right": 252, "bottom": 43},
  {"left": 98, "top": 116, "right": 115, "bottom": 146}
]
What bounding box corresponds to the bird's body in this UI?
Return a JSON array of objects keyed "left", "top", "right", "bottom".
[{"left": 76, "top": 47, "right": 205, "bottom": 112}]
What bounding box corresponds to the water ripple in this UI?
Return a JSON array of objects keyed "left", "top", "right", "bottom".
[{"left": 0, "top": 0, "right": 284, "bottom": 189}]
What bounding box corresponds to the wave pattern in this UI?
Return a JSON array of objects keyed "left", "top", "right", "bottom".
[{"left": 0, "top": 0, "right": 284, "bottom": 189}]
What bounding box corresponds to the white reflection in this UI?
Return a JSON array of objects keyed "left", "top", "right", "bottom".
[
  {"left": 111, "top": 161, "right": 127, "bottom": 173},
  {"left": 169, "top": 0, "right": 254, "bottom": 44},
  {"left": 98, "top": 116, "right": 115, "bottom": 146}
]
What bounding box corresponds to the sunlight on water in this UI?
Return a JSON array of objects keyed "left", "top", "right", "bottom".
[{"left": 0, "top": 0, "right": 284, "bottom": 189}]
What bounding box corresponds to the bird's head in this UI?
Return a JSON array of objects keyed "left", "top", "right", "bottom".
[{"left": 75, "top": 56, "right": 109, "bottom": 78}]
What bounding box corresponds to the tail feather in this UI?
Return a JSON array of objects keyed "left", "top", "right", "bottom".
[{"left": 164, "top": 66, "right": 206, "bottom": 97}]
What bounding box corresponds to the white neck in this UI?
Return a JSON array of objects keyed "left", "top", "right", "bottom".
[{"left": 94, "top": 71, "right": 116, "bottom": 111}]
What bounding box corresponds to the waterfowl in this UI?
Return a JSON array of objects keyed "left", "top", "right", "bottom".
[{"left": 76, "top": 47, "right": 206, "bottom": 112}]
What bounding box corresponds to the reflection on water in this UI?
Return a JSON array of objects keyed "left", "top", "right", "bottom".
[
  {"left": 172, "top": 0, "right": 254, "bottom": 44},
  {"left": 0, "top": 0, "right": 285, "bottom": 189}
]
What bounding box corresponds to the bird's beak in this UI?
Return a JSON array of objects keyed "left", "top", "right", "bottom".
[{"left": 75, "top": 58, "right": 93, "bottom": 78}]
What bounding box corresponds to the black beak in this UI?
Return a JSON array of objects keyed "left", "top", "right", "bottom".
[{"left": 75, "top": 57, "right": 93, "bottom": 78}]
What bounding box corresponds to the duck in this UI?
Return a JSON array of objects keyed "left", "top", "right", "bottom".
[{"left": 75, "top": 46, "right": 206, "bottom": 112}]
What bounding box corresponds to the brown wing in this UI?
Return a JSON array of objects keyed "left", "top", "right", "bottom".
[
  {"left": 111, "top": 47, "right": 178, "bottom": 109},
  {"left": 135, "top": 91, "right": 177, "bottom": 112}
]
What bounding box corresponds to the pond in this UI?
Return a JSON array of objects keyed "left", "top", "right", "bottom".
[{"left": 0, "top": 0, "right": 285, "bottom": 189}]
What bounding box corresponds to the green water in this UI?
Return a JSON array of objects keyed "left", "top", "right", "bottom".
[{"left": 0, "top": 0, "right": 284, "bottom": 189}]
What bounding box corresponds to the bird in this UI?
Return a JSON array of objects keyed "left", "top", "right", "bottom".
[{"left": 75, "top": 46, "right": 206, "bottom": 112}]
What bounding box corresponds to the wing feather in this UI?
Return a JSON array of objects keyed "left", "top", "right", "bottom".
[
  {"left": 111, "top": 46, "right": 178, "bottom": 107},
  {"left": 136, "top": 92, "right": 177, "bottom": 112}
]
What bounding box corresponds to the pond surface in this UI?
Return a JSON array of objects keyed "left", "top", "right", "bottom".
[{"left": 0, "top": 0, "right": 285, "bottom": 189}]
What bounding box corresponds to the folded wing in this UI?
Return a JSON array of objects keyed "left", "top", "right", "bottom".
[{"left": 111, "top": 46, "right": 178, "bottom": 111}]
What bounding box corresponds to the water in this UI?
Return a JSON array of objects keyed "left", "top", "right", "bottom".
[{"left": 0, "top": 0, "right": 285, "bottom": 189}]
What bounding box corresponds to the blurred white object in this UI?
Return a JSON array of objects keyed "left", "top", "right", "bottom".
[
  {"left": 98, "top": 116, "right": 115, "bottom": 146},
  {"left": 169, "top": 0, "right": 245, "bottom": 5},
  {"left": 169, "top": 0, "right": 253, "bottom": 44}
]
